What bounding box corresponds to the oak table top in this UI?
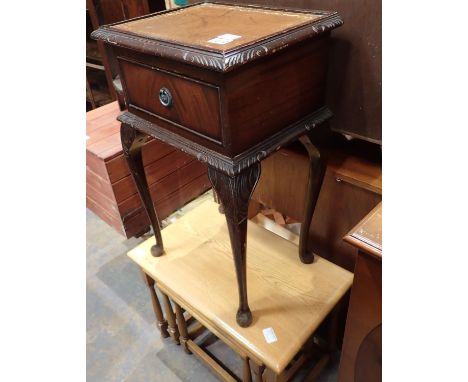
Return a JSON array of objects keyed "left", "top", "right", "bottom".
[{"left": 128, "top": 200, "right": 353, "bottom": 374}]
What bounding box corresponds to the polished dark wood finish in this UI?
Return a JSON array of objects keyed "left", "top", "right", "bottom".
[
  {"left": 339, "top": 203, "right": 382, "bottom": 382},
  {"left": 207, "top": 163, "right": 261, "bottom": 327},
  {"left": 92, "top": 2, "right": 342, "bottom": 326},
  {"left": 119, "top": 59, "right": 223, "bottom": 142},
  {"left": 142, "top": 271, "right": 169, "bottom": 338},
  {"left": 121, "top": 123, "right": 164, "bottom": 256},
  {"left": 189, "top": 0, "right": 382, "bottom": 144},
  {"left": 298, "top": 133, "right": 326, "bottom": 264}
]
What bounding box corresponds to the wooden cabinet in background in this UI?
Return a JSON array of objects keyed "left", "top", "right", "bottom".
[
  {"left": 86, "top": 102, "right": 211, "bottom": 238},
  {"left": 252, "top": 139, "right": 382, "bottom": 273},
  {"left": 338, "top": 203, "right": 382, "bottom": 382}
]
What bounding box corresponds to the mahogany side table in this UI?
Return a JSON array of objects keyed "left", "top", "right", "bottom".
[{"left": 92, "top": 2, "right": 343, "bottom": 327}]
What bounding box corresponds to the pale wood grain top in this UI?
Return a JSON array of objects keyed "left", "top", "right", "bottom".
[
  {"left": 112, "top": 3, "right": 323, "bottom": 52},
  {"left": 128, "top": 200, "right": 353, "bottom": 373},
  {"left": 344, "top": 203, "right": 382, "bottom": 259}
]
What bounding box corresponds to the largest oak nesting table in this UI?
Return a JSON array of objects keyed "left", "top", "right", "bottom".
[{"left": 92, "top": 1, "right": 343, "bottom": 327}]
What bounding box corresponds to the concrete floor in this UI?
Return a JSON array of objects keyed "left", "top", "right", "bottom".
[{"left": 86, "top": 194, "right": 340, "bottom": 382}]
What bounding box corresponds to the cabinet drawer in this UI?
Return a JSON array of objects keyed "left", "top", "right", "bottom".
[{"left": 119, "top": 59, "right": 222, "bottom": 143}]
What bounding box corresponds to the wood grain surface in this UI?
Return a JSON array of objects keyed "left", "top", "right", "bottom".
[{"left": 127, "top": 200, "right": 353, "bottom": 374}]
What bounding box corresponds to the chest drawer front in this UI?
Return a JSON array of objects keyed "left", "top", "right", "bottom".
[{"left": 119, "top": 59, "right": 223, "bottom": 143}]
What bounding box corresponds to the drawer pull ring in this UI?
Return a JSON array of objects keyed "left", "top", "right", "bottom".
[{"left": 159, "top": 87, "right": 173, "bottom": 107}]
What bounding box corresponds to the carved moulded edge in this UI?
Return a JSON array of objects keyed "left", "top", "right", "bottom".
[
  {"left": 117, "top": 107, "right": 333, "bottom": 176},
  {"left": 91, "top": 12, "right": 343, "bottom": 73}
]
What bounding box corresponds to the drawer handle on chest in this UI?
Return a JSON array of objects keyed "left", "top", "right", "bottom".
[{"left": 159, "top": 87, "right": 173, "bottom": 107}]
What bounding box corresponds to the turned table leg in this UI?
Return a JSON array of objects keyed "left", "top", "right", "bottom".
[
  {"left": 141, "top": 271, "right": 169, "bottom": 338},
  {"left": 160, "top": 290, "right": 180, "bottom": 344},
  {"left": 207, "top": 163, "right": 261, "bottom": 327},
  {"left": 173, "top": 301, "right": 191, "bottom": 354},
  {"left": 242, "top": 357, "right": 252, "bottom": 382},
  {"left": 298, "top": 133, "right": 326, "bottom": 264},
  {"left": 121, "top": 123, "right": 164, "bottom": 257}
]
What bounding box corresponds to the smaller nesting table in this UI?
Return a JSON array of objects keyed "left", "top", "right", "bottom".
[{"left": 128, "top": 200, "right": 353, "bottom": 381}]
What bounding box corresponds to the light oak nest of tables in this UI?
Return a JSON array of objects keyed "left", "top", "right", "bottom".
[
  {"left": 92, "top": 1, "right": 343, "bottom": 327},
  {"left": 128, "top": 200, "right": 353, "bottom": 381}
]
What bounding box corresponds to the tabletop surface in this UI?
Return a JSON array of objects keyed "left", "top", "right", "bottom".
[
  {"left": 128, "top": 199, "right": 353, "bottom": 373},
  {"left": 112, "top": 2, "right": 324, "bottom": 52},
  {"left": 344, "top": 203, "right": 382, "bottom": 259}
]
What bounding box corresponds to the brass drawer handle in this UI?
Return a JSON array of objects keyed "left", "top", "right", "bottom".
[{"left": 159, "top": 87, "right": 172, "bottom": 107}]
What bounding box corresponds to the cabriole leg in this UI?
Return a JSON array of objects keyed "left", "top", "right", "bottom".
[
  {"left": 120, "top": 123, "right": 164, "bottom": 257},
  {"left": 298, "top": 133, "right": 326, "bottom": 264},
  {"left": 207, "top": 163, "right": 261, "bottom": 327}
]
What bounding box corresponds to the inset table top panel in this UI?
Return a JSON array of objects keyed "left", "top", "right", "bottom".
[
  {"left": 112, "top": 3, "right": 323, "bottom": 52},
  {"left": 344, "top": 202, "right": 382, "bottom": 259},
  {"left": 92, "top": 2, "right": 342, "bottom": 72},
  {"left": 128, "top": 200, "right": 353, "bottom": 373}
]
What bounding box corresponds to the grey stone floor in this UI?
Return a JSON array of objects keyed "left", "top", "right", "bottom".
[{"left": 86, "top": 196, "right": 339, "bottom": 381}]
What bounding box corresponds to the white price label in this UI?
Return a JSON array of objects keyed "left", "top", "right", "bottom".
[
  {"left": 208, "top": 33, "right": 241, "bottom": 45},
  {"left": 262, "top": 327, "right": 278, "bottom": 344}
]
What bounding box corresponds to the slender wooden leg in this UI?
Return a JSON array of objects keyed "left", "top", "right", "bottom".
[
  {"left": 298, "top": 133, "right": 326, "bottom": 264},
  {"left": 141, "top": 271, "right": 169, "bottom": 338},
  {"left": 160, "top": 290, "right": 180, "bottom": 344},
  {"left": 252, "top": 363, "right": 266, "bottom": 382},
  {"left": 121, "top": 123, "right": 164, "bottom": 257},
  {"left": 174, "top": 301, "right": 191, "bottom": 354},
  {"left": 207, "top": 163, "right": 261, "bottom": 327},
  {"left": 242, "top": 357, "right": 252, "bottom": 382}
]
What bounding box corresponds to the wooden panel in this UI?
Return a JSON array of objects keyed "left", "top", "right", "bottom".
[
  {"left": 153, "top": 171, "right": 210, "bottom": 217},
  {"left": 86, "top": 195, "right": 125, "bottom": 236},
  {"left": 149, "top": 160, "right": 208, "bottom": 203},
  {"left": 86, "top": 150, "right": 110, "bottom": 184},
  {"left": 122, "top": 207, "right": 150, "bottom": 238},
  {"left": 252, "top": 146, "right": 381, "bottom": 272},
  {"left": 111, "top": 150, "right": 198, "bottom": 203},
  {"left": 105, "top": 140, "right": 176, "bottom": 183},
  {"left": 113, "top": 3, "right": 322, "bottom": 52},
  {"left": 87, "top": 182, "right": 120, "bottom": 217},
  {"left": 144, "top": 150, "right": 194, "bottom": 186},
  {"left": 309, "top": 174, "right": 380, "bottom": 272},
  {"left": 86, "top": 101, "right": 121, "bottom": 134},
  {"left": 128, "top": 200, "right": 353, "bottom": 374},
  {"left": 338, "top": 253, "right": 382, "bottom": 382},
  {"left": 86, "top": 167, "right": 115, "bottom": 201},
  {"left": 120, "top": 59, "right": 222, "bottom": 143},
  {"left": 115, "top": 159, "right": 209, "bottom": 217},
  {"left": 226, "top": 37, "right": 328, "bottom": 154}
]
